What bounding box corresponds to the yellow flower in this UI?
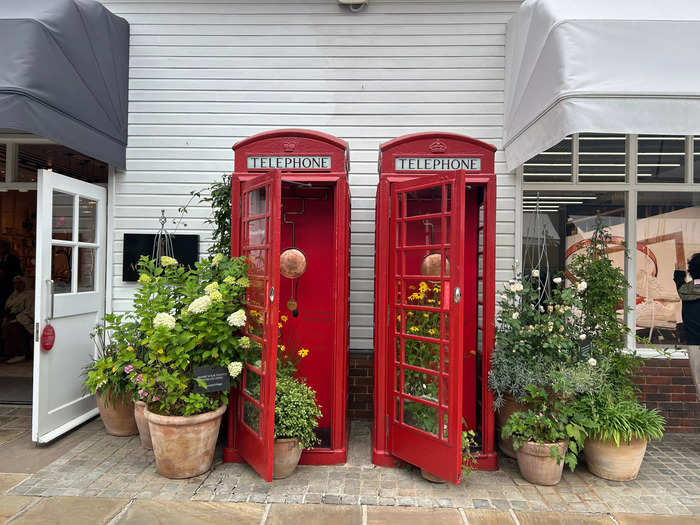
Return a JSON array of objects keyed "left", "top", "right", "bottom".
[
  {"left": 278, "top": 322, "right": 283, "bottom": 328},
  {"left": 428, "top": 329, "right": 436, "bottom": 335},
  {"left": 409, "top": 293, "right": 421, "bottom": 301},
  {"left": 409, "top": 326, "right": 419, "bottom": 333},
  {"left": 213, "top": 352, "right": 219, "bottom": 358},
  {"left": 112, "top": 366, "right": 117, "bottom": 372},
  {"left": 127, "top": 346, "right": 134, "bottom": 352},
  {"left": 160, "top": 255, "right": 178, "bottom": 267},
  {"left": 419, "top": 281, "right": 428, "bottom": 293},
  {"left": 396, "top": 315, "right": 401, "bottom": 320},
  {"left": 298, "top": 348, "right": 309, "bottom": 358},
  {"left": 280, "top": 345, "right": 286, "bottom": 352},
  {"left": 407, "top": 312, "right": 414, "bottom": 317},
  {"left": 427, "top": 299, "right": 436, "bottom": 304},
  {"left": 137, "top": 273, "right": 151, "bottom": 284},
  {"left": 158, "top": 348, "right": 164, "bottom": 355},
  {"left": 281, "top": 315, "right": 288, "bottom": 322},
  {"left": 423, "top": 313, "right": 429, "bottom": 318}
]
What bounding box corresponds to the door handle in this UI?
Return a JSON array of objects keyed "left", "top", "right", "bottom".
[
  {"left": 269, "top": 286, "right": 275, "bottom": 304},
  {"left": 46, "top": 279, "right": 55, "bottom": 320},
  {"left": 453, "top": 286, "right": 461, "bottom": 304}
]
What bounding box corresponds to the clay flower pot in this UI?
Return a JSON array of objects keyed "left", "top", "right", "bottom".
[
  {"left": 273, "top": 438, "right": 302, "bottom": 479},
  {"left": 420, "top": 468, "right": 447, "bottom": 483},
  {"left": 584, "top": 437, "right": 647, "bottom": 481},
  {"left": 515, "top": 440, "right": 568, "bottom": 486},
  {"left": 496, "top": 394, "right": 527, "bottom": 458},
  {"left": 145, "top": 403, "right": 227, "bottom": 479},
  {"left": 96, "top": 390, "right": 138, "bottom": 436},
  {"left": 134, "top": 401, "right": 152, "bottom": 449}
]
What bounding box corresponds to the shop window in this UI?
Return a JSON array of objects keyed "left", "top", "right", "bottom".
[
  {"left": 17, "top": 145, "right": 107, "bottom": 182},
  {"left": 522, "top": 137, "right": 572, "bottom": 182},
  {"left": 637, "top": 135, "right": 685, "bottom": 183},
  {"left": 578, "top": 133, "right": 626, "bottom": 182},
  {"left": 636, "top": 193, "right": 700, "bottom": 345}
]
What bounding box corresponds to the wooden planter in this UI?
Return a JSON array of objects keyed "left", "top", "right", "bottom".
[
  {"left": 145, "top": 404, "right": 227, "bottom": 479},
  {"left": 516, "top": 440, "right": 568, "bottom": 486},
  {"left": 96, "top": 390, "right": 138, "bottom": 437},
  {"left": 584, "top": 437, "right": 647, "bottom": 481}
]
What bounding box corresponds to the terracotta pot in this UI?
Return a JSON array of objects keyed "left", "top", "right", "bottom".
[
  {"left": 516, "top": 440, "right": 569, "bottom": 486},
  {"left": 134, "top": 401, "right": 152, "bottom": 449},
  {"left": 273, "top": 438, "right": 302, "bottom": 479},
  {"left": 496, "top": 394, "right": 527, "bottom": 458},
  {"left": 96, "top": 390, "right": 138, "bottom": 436},
  {"left": 420, "top": 468, "right": 447, "bottom": 483},
  {"left": 145, "top": 404, "right": 227, "bottom": 479},
  {"left": 584, "top": 437, "right": 647, "bottom": 481}
]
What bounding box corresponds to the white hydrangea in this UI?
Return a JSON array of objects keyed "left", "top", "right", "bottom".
[
  {"left": 588, "top": 358, "right": 597, "bottom": 367},
  {"left": 228, "top": 309, "right": 247, "bottom": 327},
  {"left": 212, "top": 253, "right": 224, "bottom": 266},
  {"left": 512, "top": 312, "right": 519, "bottom": 320},
  {"left": 188, "top": 295, "right": 212, "bottom": 314},
  {"left": 553, "top": 277, "right": 562, "bottom": 285},
  {"left": 160, "top": 255, "right": 178, "bottom": 267},
  {"left": 227, "top": 361, "right": 243, "bottom": 379},
  {"left": 204, "top": 282, "right": 219, "bottom": 294},
  {"left": 577, "top": 281, "right": 588, "bottom": 292},
  {"left": 240, "top": 336, "right": 251, "bottom": 349},
  {"left": 209, "top": 290, "right": 223, "bottom": 302},
  {"left": 531, "top": 269, "right": 540, "bottom": 277},
  {"left": 153, "top": 312, "right": 176, "bottom": 330}
]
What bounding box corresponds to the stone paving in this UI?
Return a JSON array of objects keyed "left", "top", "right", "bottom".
[{"left": 6, "top": 419, "right": 700, "bottom": 516}]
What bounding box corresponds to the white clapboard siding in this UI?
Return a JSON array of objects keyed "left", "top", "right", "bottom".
[{"left": 102, "top": 0, "right": 521, "bottom": 352}]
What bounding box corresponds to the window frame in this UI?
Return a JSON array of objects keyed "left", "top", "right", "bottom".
[{"left": 519, "top": 134, "right": 697, "bottom": 357}]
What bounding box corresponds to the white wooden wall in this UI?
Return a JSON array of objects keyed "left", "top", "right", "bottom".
[{"left": 102, "top": 0, "right": 520, "bottom": 352}]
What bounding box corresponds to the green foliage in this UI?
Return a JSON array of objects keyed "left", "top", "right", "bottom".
[
  {"left": 83, "top": 323, "right": 133, "bottom": 406},
  {"left": 118, "top": 254, "right": 248, "bottom": 416},
  {"left": 274, "top": 375, "right": 323, "bottom": 449},
  {"left": 191, "top": 174, "right": 232, "bottom": 256},
  {"left": 461, "top": 426, "right": 478, "bottom": 479}
]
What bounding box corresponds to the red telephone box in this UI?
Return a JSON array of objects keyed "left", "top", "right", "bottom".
[
  {"left": 224, "top": 129, "right": 350, "bottom": 481},
  {"left": 372, "top": 132, "right": 498, "bottom": 483}
]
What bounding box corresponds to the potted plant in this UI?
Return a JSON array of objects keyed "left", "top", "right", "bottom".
[
  {"left": 123, "top": 254, "right": 248, "bottom": 479},
  {"left": 84, "top": 324, "right": 138, "bottom": 436},
  {"left": 502, "top": 361, "right": 604, "bottom": 485}
]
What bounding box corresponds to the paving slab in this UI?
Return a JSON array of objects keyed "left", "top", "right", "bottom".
[
  {"left": 9, "top": 496, "right": 127, "bottom": 524},
  {"left": 366, "top": 505, "right": 463, "bottom": 525},
  {"left": 613, "top": 513, "right": 700, "bottom": 524},
  {"left": 266, "top": 503, "right": 362, "bottom": 525},
  {"left": 463, "top": 509, "right": 515, "bottom": 524},
  {"left": 0, "top": 473, "right": 29, "bottom": 493},
  {"left": 514, "top": 511, "right": 611, "bottom": 524},
  {"left": 0, "top": 495, "right": 38, "bottom": 521},
  {"left": 114, "top": 500, "right": 263, "bottom": 524}
]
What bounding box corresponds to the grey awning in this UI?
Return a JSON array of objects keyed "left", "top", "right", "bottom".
[{"left": 0, "top": 0, "right": 129, "bottom": 168}]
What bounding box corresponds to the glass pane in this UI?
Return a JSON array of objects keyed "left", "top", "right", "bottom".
[
  {"left": 636, "top": 193, "right": 700, "bottom": 345},
  {"left": 403, "top": 368, "right": 439, "bottom": 403},
  {"left": 244, "top": 369, "right": 262, "bottom": 402},
  {"left": 405, "top": 339, "right": 440, "bottom": 371},
  {"left": 243, "top": 398, "right": 260, "bottom": 434},
  {"left": 522, "top": 191, "right": 626, "bottom": 279},
  {"left": 52, "top": 192, "right": 73, "bottom": 241},
  {"left": 247, "top": 249, "right": 267, "bottom": 275},
  {"left": 248, "top": 187, "right": 267, "bottom": 215},
  {"left": 578, "top": 133, "right": 626, "bottom": 182},
  {"left": 78, "top": 198, "right": 97, "bottom": 243},
  {"left": 247, "top": 218, "right": 266, "bottom": 246},
  {"left": 523, "top": 137, "right": 572, "bottom": 182},
  {"left": 404, "top": 217, "right": 440, "bottom": 247},
  {"left": 638, "top": 135, "right": 685, "bottom": 183},
  {"left": 405, "top": 186, "right": 442, "bottom": 217},
  {"left": 247, "top": 338, "right": 263, "bottom": 368},
  {"left": 247, "top": 278, "right": 266, "bottom": 307},
  {"left": 403, "top": 399, "right": 438, "bottom": 436},
  {"left": 51, "top": 246, "right": 72, "bottom": 294},
  {"left": 77, "top": 248, "right": 95, "bottom": 292},
  {"left": 247, "top": 308, "right": 264, "bottom": 338},
  {"left": 402, "top": 309, "right": 440, "bottom": 339}
]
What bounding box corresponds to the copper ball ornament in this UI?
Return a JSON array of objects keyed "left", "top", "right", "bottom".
[
  {"left": 420, "top": 253, "right": 450, "bottom": 277},
  {"left": 280, "top": 248, "right": 307, "bottom": 279}
]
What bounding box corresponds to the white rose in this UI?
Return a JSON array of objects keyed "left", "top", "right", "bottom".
[
  {"left": 515, "top": 283, "right": 524, "bottom": 292},
  {"left": 228, "top": 309, "right": 247, "bottom": 328},
  {"left": 577, "top": 281, "right": 588, "bottom": 292},
  {"left": 531, "top": 269, "right": 540, "bottom": 278},
  {"left": 579, "top": 334, "right": 587, "bottom": 341},
  {"left": 188, "top": 295, "right": 212, "bottom": 314},
  {"left": 588, "top": 358, "right": 597, "bottom": 367},
  {"left": 510, "top": 284, "right": 518, "bottom": 292},
  {"left": 153, "top": 312, "right": 176, "bottom": 330},
  {"left": 553, "top": 277, "right": 562, "bottom": 285},
  {"left": 512, "top": 312, "right": 519, "bottom": 320}
]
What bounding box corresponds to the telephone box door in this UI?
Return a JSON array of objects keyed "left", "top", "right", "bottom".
[
  {"left": 237, "top": 170, "right": 281, "bottom": 482},
  {"left": 388, "top": 173, "right": 466, "bottom": 484}
]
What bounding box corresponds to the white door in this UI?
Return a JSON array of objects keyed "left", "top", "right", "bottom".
[{"left": 32, "top": 170, "right": 107, "bottom": 443}]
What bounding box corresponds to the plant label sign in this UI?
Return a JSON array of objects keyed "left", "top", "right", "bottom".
[{"left": 193, "top": 366, "right": 230, "bottom": 393}]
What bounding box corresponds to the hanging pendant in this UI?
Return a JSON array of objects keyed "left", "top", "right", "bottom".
[{"left": 287, "top": 298, "right": 298, "bottom": 311}]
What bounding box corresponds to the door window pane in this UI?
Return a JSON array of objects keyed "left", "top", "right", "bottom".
[
  {"left": 248, "top": 187, "right": 267, "bottom": 215},
  {"left": 52, "top": 192, "right": 73, "bottom": 241},
  {"left": 52, "top": 246, "right": 72, "bottom": 294},
  {"left": 78, "top": 198, "right": 97, "bottom": 243},
  {"left": 523, "top": 137, "right": 572, "bottom": 182},
  {"left": 403, "top": 399, "right": 438, "bottom": 436},
  {"left": 636, "top": 193, "right": 700, "bottom": 345},
  {"left": 637, "top": 135, "right": 685, "bottom": 183},
  {"left": 78, "top": 248, "right": 95, "bottom": 292},
  {"left": 243, "top": 398, "right": 260, "bottom": 435},
  {"left": 578, "top": 133, "right": 626, "bottom": 182}
]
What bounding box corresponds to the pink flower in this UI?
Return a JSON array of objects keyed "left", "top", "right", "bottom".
[
  {"left": 124, "top": 365, "right": 134, "bottom": 374},
  {"left": 136, "top": 374, "right": 143, "bottom": 383},
  {"left": 152, "top": 395, "right": 160, "bottom": 402},
  {"left": 137, "top": 389, "right": 144, "bottom": 398}
]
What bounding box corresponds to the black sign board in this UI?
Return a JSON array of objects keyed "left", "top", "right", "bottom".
[
  {"left": 122, "top": 233, "right": 199, "bottom": 282},
  {"left": 193, "top": 366, "right": 230, "bottom": 393},
  {"left": 579, "top": 336, "right": 593, "bottom": 355}
]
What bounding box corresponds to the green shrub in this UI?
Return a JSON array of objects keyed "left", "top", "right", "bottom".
[{"left": 274, "top": 375, "right": 322, "bottom": 449}]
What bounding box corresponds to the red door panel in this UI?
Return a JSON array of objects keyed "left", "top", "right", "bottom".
[
  {"left": 388, "top": 173, "right": 466, "bottom": 484},
  {"left": 237, "top": 170, "right": 281, "bottom": 482}
]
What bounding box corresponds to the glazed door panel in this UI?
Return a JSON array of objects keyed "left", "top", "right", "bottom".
[
  {"left": 237, "top": 170, "right": 281, "bottom": 482},
  {"left": 388, "top": 173, "right": 466, "bottom": 483}
]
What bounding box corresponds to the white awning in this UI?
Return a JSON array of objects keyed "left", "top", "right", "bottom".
[{"left": 503, "top": 0, "right": 700, "bottom": 170}]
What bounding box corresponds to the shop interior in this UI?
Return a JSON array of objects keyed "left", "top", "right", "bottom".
[{"left": 0, "top": 141, "right": 107, "bottom": 404}]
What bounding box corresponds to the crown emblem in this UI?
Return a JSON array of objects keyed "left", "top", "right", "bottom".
[
  {"left": 428, "top": 140, "right": 447, "bottom": 153},
  {"left": 283, "top": 141, "right": 296, "bottom": 152}
]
